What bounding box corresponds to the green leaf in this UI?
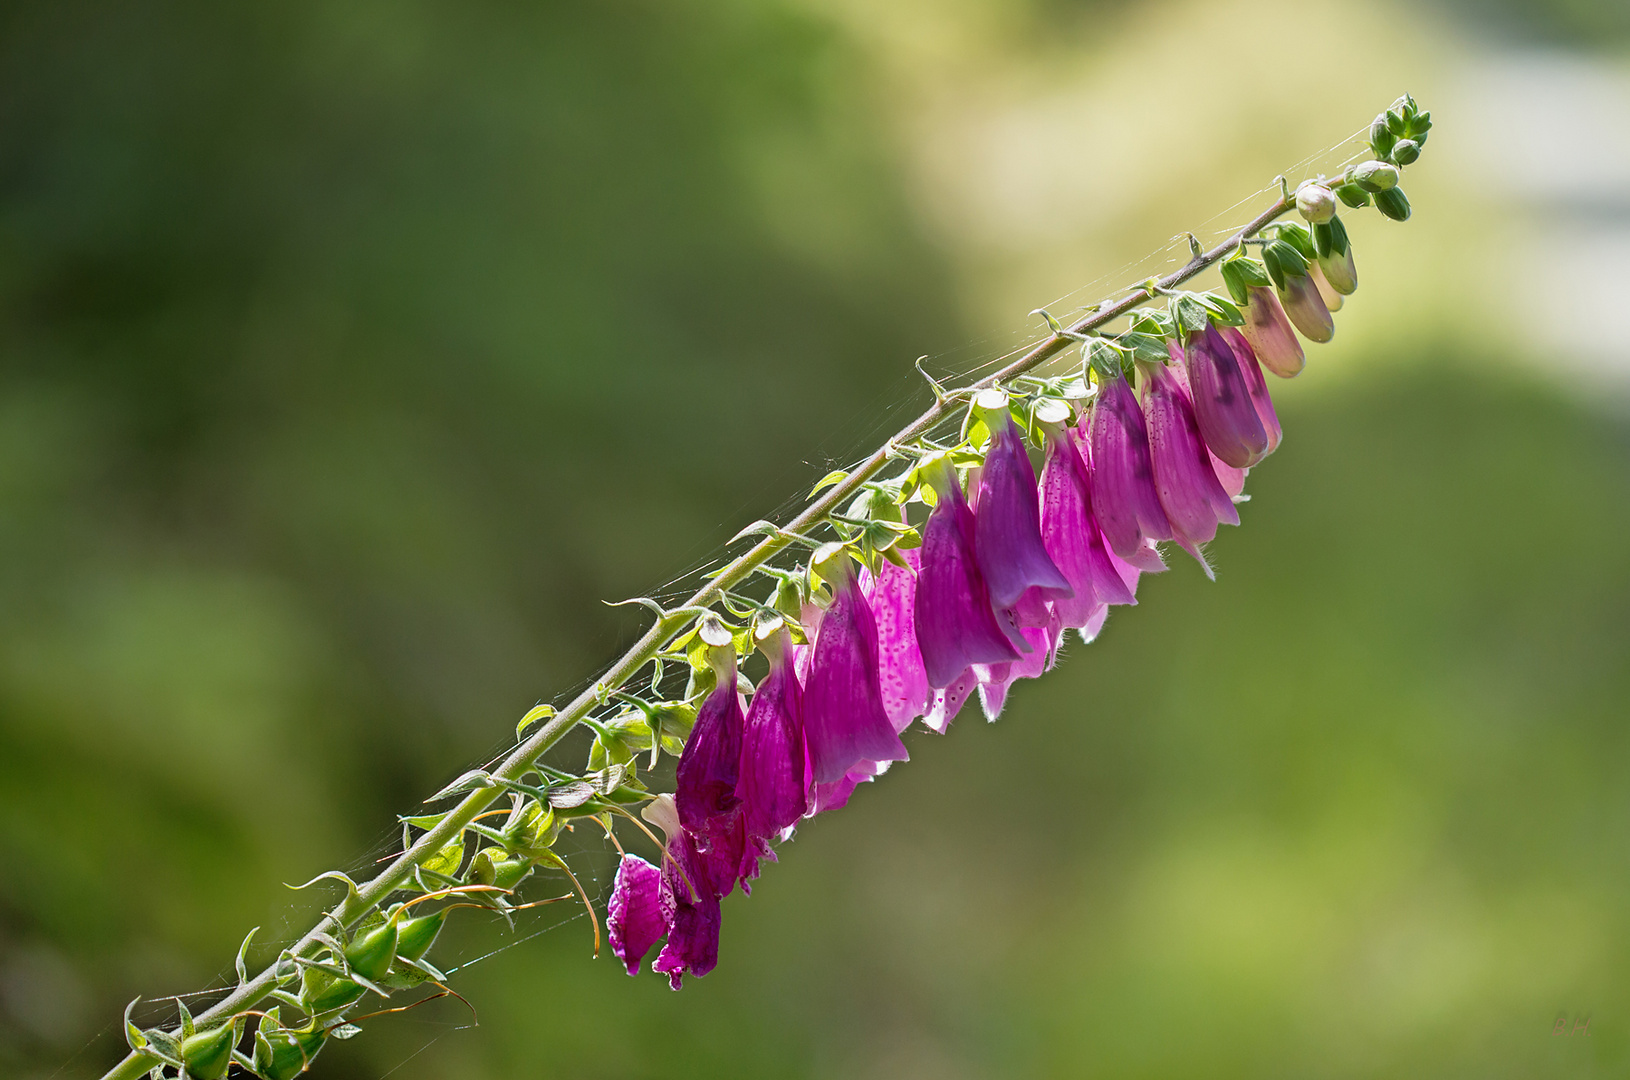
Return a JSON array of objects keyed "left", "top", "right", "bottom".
[
  {"left": 422, "top": 834, "right": 465, "bottom": 879},
  {"left": 809, "top": 469, "right": 848, "bottom": 497},
  {"left": 235, "top": 927, "right": 260, "bottom": 990},
  {"left": 516, "top": 703, "right": 555, "bottom": 740},
  {"left": 426, "top": 769, "right": 495, "bottom": 803}
]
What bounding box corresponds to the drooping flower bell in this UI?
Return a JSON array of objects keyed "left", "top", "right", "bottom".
[
  {"left": 608, "top": 853, "right": 666, "bottom": 976},
  {"left": 974, "top": 410, "right": 1072, "bottom": 613},
  {"left": 1142, "top": 361, "right": 1239, "bottom": 575},
  {"left": 863, "top": 547, "right": 930, "bottom": 732},
  {"left": 803, "top": 548, "right": 909, "bottom": 784},
  {"left": 913, "top": 459, "right": 1022, "bottom": 688},
  {"left": 1036, "top": 422, "right": 1135, "bottom": 633},
  {"left": 1220, "top": 327, "right": 1282, "bottom": 454},
  {"left": 653, "top": 829, "right": 722, "bottom": 990},
  {"left": 1178, "top": 326, "right": 1269, "bottom": 469},
  {"left": 1087, "top": 372, "right": 1172, "bottom": 560},
  {"left": 674, "top": 626, "right": 744, "bottom": 837},
  {"left": 1239, "top": 286, "right": 1305, "bottom": 378},
  {"left": 735, "top": 626, "right": 807, "bottom": 839}
]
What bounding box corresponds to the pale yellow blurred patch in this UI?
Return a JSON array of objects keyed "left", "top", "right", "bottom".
[{"left": 799, "top": 0, "right": 1623, "bottom": 397}]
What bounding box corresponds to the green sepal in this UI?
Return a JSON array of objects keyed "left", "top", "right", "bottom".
[
  {"left": 175, "top": 997, "right": 196, "bottom": 1040},
  {"left": 124, "top": 997, "right": 150, "bottom": 1055},
  {"left": 299, "top": 965, "right": 367, "bottom": 1017},
  {"left": 1335, "top": 182, "right": 1371, "bottom": 208},
  {"left": 1083, "top": 338, "right": 1128, "bottom": 382},
  {"left": 394, "top": 910, "right": 447, "bottom": 963},
  {"left": 343, "top": 921, "right": 400, "bottom": 983},
  {"left": 1374, "top": 186, "right": 1411, "bottom": 221},
  {"left": 180, "top": 1023, "right": 239, "bottom": 1080},
  {"left": 420, "top": 832, "right": 465, "bottom": 880},
  {"left": 1115, "top": 331, "right": 1170, "bottom": 366},
  {"left": 1168, "top": 293, "right": 1211, "bottom": 335},
  {"left": 1262, "top": 240, "right": 1308, "bottom": 290},
  {"left": 1197, "top": 292, "right": 1244, "bottom": 327},
  {"left": 1219, "top": 256, "right": 1269, "bottom": 306},
  {"left": 1276, "top": 222, "right": 1316, "bottom": 261},
  {"left": 142, "top": 1028, "right": 185, "bottom": 1069},
  {"left": 253, "top": 1024, "right": 328, "bottom": 1080}
]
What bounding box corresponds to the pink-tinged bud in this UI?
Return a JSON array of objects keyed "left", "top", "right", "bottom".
[
  {"left": 1318, "top": 243, "right": 1357, "bottom": 295},
  {"left": 975, "top": 418, "right": 1072, "bottom": 611},
  {"left": 1310, "top": 262, "right": 1344, "bottom": 312},
  {"left": 1035, "top": 425, "right": 1135, "bottom": 634},
  {"left": 914, "top": 478, "right": 1022, "bottom": 688},
  {"left": 1180, "top": 325, "right": 1269, "bottom": 469},
  {"left": 803, "top": 575, "right": 909, "bottom": 784},
  {"left": 1142, "top": 363, "right": 1239, "bottom": 576},
  {"left": 1295, "top": 182, "right": 1337, "bottom": 224},
  {"left": 1086, "top": 374, "right": 1171, "bottom": 559},
  {"left": 1221, "top": 328, "right": 1282, "bottom": 455},
  {"left": 609, "top": 854, "right": 667, "bottom": 976},
  {"left": 1277, "top": 272, "right": 1334, "bottom": 344},
  {"left": 1240, "top": 286, "right": 1304, "bottom": 378},
  {"left": 735, "top": 637, "right": 807, "bottom": 839}
]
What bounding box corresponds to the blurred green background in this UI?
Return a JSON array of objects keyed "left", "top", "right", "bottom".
[{"left": 3, "top": 1, "right": 1629, "bottom": 1077}]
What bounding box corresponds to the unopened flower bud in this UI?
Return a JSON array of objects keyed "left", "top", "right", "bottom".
[
  {"left": 180, "top": 1025, "right": 238, "bottom": 1080},
  {"left": 1353, "top": 161, "right": 1399, "bottom": 192},
  {"left": 1335, "top": 182, "right": 1371, "bottom": 209},
  {"left": 1369, "top": 112, "right": 1397, "bottom": 159},
  {"left": 1310, "top": 263, "right": 1344, "bottom": 312},
  {"left": 1374, "top": 186, "right": 1412, "bottom": 222},
  {"left": 1391, "top": 138, "right": 1420, "bottom": 165},
  {"left": 1277, "top": 273, "right": 1335, "bottom": 344},
  {"left": 1296, "top": 183, "right": 1337, "bottom": 225}
]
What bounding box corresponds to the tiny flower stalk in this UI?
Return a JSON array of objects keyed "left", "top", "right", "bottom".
[{"left": 98, "top": 97, "right": 1435, "bottom": 1080}]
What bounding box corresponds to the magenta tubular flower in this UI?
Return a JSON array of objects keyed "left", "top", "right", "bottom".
[
  {"left": 1180, "top": 325, "right": 1270, "bottom": 469},
  {"left": 863, "top": 549, "right": 930, "bottom": 731},
  {"left": 1278, "top": 272, "right": 1335, "bottom": 343},
  {"left": 1036, "top": 425, "right": 1135, "bottom": 632},
  {"left": 975, "top": 418, "right": 1072, "bottom": 611},
  {"left": 675, "top": 673, "right": 743, "bottom": 836},
  {"left": 914, "top": 476, "right": 1022, "bottom": 687},
  {"left": 808, "top": 758, "right": 886, "bottom": 816},
  {"left": 1142, "top": 362, "right": 1239, "bottom": 575},
  {"left": 1240, "top": 286, "right": 1305, "bottom": 378},
  {"left": 609, "top": 854, "right": 667, "bottom": 976},
  {"left": 1221, "top": 327, "right": 1282, "bottom": 454},
  {"left": 1087, "top": 374, "right": 1172, "bottom": 559},
  {"left": 653, "top": 832, "right": 722, "bottom": 990},
  {"left": 923, "top": 667, "right": 979, "bottom": 734},
  {"left": 735, "top": 635, "right": 807, "bottom": 838},
  {"left": 976, "top": 618, "right": 1058, "bottom": 719},
  {"left": 803, "top": 572, "right": 909, "bottom": 784}
]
